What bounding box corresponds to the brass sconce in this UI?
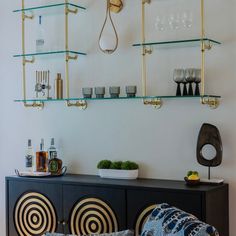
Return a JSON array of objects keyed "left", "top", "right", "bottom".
[{"left": 98, "top": 0, "right": 123, "bottom": 54}]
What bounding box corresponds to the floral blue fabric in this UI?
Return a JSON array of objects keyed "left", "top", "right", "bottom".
[{"left": 141, "top": 203, "right": 219, "bottom": 236}]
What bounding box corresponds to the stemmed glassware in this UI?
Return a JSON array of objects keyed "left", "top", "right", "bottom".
[
  {"left": 182, "top": 11, "right": 193, "bottom": 28},
  {"left": 194, "top": 69, "right": 201, "bottom": 95},
  {"left": 173, "top": 69, "right": 185, "bottom": 96},
  {"left": 155, "top": 16, "right": 165, "bottom": 31},
  {"left": 185, "top": 68, "right": 195, "bottom": 96}
]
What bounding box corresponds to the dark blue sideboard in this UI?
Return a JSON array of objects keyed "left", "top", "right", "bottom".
[{"left": 5, "top": 174, "right": 229, "bottom": 236}]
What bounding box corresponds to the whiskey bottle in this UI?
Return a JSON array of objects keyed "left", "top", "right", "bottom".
[
  {"left": 25, "top": 139, "right": 34, "bottom": 172},
  {"left": 48, "top": 152, "right": 62, "bottom": 175},
  {"left": 36, "top": 139, "right": 48, "bottom": 172}
]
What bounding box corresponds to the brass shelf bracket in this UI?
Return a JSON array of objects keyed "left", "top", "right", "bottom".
[
  {"left": 24, "top": 102, "right": 44, "bottom": 109},
  {"left": 143, "top": 98, "right": 162, "bottom": 109},
  {"left": 143, "top": 46, "right": 153, "bottom": 56},
  {"left": 23, "top": 12, "right": 34, "bottom": 20},
  {"left": 66, "top": 7, "right": 78, "bottom": 14},
  {"left": 204, "top": 40, "right": 212, "bottom": 50},
  {"left": 66, "top": 54, "right": 78, "bottom": 61},
  {"left": 66, "top": 101, "right": 87, "bottom": 110},
  {"left": 201, "top": 97, "right": 219, "bottom": 109},
  {"left": 23, "top": 57, "right": 35, "bottom": 65}
]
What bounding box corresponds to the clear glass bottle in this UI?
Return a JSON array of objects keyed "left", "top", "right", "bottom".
[
  {"left": 36, "top": 139, "right": 48, "bottom": 172},
  {"left": 25, "top": 139, "right": 34, "bottom": 172},
  {"left": 48, "top": 138, "right": 57, "bottom": 160},
  {"left": 48, "top": 152, "right": 62, "bottom": 175},
  {"left": 36, "top": 15, "right": 45, "bottom": 52}
]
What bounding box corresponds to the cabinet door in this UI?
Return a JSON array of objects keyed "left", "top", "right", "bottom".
[
  {"left": 7, "top": 180, "right": 63, "bottom": 236},
  {"left": 127, "top": 189, "right": 202, "bottom": 236},
  {"left": 63, "top": 185, "right": 126, "bottom": 235}
]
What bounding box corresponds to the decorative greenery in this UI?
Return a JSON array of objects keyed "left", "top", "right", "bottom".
[
  {"left": 97, "top": 160, "right": 139, "bottom": 170},
  {"left": 121, "top": 161, "right": 139, "bottom": 170},
  {"left": 110, "top": 161, "right": 123, "bottom": 169},
  {"left": 97, "top": 160, "right": 112, "bottom": 169}
]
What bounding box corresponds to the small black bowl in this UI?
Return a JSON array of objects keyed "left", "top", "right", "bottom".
[{"left": 184, "top": 177, "right": 200, "bottom": 186}]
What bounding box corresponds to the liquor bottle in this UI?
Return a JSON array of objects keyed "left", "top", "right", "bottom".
[
  {"left": 48, "top": 138, "right": 57, "bottom": 160},
  {"left": 48, "top": 152, "right": 62, "bottom": 175},
  {"left": 36, "top": 16, "right": 45, "bottom": 52},
  {"left": 25, "top": 139, "right": 34, "bottom": 172},
  {"left": 36, "top": 139, "right": 48, "bottom": 172}
]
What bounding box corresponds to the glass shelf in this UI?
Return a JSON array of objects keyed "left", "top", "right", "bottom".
[
  {"left": 14, "top": 95, "right": 221, "bottom": 103},
  {"left": 133, "top": 38, "right": 221, "bottom": 49},
  {"left": 13, "top": 50, "right": 86, "bottom": 58},
  {"left": 13, "top": 2, "right": 86, "bottom": 14}
]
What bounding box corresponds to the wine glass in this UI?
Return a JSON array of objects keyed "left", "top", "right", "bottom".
[
  {"left": 155, "top": 16, "right": 165, "bottom": 31},
  {"left": 185, "top": 68, "right": 195, "bottom": 96},
  {"left": 194, "top": 69, "right": 201, "bottom": 95},
  {"left": 182, "top": 11, "right": 193, "bottom": 28},
  {"left": 168, "top": 13, "right": 180, "bottom": 30},
  {"left": 173, "top": 69, "right": 185, "bottom": 96}
]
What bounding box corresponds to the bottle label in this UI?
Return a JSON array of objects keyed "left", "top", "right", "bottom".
[
  {"left": 49, "top": 151, "right": 57, "bottom": 160},
  {"left": 49, "top": 160, "right": 58, "bottom": 173},
  {"left": 25, "top": 155, "right": 33, "bottom": 168}
]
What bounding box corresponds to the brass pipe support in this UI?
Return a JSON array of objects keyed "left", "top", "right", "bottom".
[
  {"left": 24, "top": 102, "right": 44, "bottom": 109},
  {"left": 142, "top": 46, "right": 153, "bottom": 56},
  {"left": 66, "top": 101, "right": 87, "bottom": 110},
  {"left": 66, "top": 55, "right": 78, "bottom": 61},
  {"left": 23, "top": 57, "right": 35, "bottom": 65},
  {"left": 204, "top": 40, "right": 212, "bottom": 50},
  {"left": 23, "top": 13, "right": 34, "bottom": 20},
  {"left": 143, "top": 98, "right": 162, "bottom": 109},
  {"left": 66, "top": 7, "right": 78, "bottom": 14},
  {"left": 201, "top": 97, "right": 219, "bottom": 109}
]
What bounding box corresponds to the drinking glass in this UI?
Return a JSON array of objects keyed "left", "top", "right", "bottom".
[
  {"left": 155, "top": 16, "right": 165, "bottom": 31},
  {"left": 168, "top": 13, "right": 180, "bottom": 30},
  {"left": 185, "top": 68, "right": 195, "bottom": 96},
  {"left": 182, "top": 11, "right": 193, "bottom": 28},
  {"left": 173, "top": 69, "right": 185, "bottom": 96},
  {"left": 194, "top": 69, "right": 201, "bottom": 95}
]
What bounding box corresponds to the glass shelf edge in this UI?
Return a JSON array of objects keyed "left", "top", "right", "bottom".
[
  {"left": 14, "top": 95, "right": 221, "bottom": 103},
  {"left": 13, "top": 3, "right": 86, "bottom": 13},
  {"left": 133, "top": 38, "right": 221, "bottom": 47},
  {"left": 13, "top": 50, "right": 87, "bottom": 58}
]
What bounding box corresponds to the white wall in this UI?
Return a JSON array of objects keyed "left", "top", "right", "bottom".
[{"left": 0, "top": 0, "right": 236, "bottom": 235}]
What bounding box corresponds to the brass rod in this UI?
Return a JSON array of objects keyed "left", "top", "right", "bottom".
[
  {"left": 22, "top": 0, "right": 26, "bottom": 101},
  {"left": 65, "top": 0, "right": 70, "bottom": 99},
  {"left": 200, "top": 0, "right": 205, "bottom": 96},
  {"left": 141, "top": 0, "right": 147, "bottom": 96}
]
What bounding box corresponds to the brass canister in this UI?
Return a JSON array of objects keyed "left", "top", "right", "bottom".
[{"left": 55, "top": 73, "right": 63, "bottom": 99}]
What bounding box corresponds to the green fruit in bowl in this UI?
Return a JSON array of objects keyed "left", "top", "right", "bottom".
[{"left": 187, "top": 171, "right": 193, "bottom": 177}]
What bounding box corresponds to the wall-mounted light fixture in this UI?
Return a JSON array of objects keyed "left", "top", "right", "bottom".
[{"left": 98, "top": 0, "right": 123, "bottom": 54}]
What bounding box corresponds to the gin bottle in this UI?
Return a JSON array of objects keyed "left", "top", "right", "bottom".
[
  {"left": 48, "top": 138, "right": 57, "bottom": 160},
  {"left": 25, "top": 139, "right": 34, "bottom": 172},
  {"left": 36, "top": 16, "right": 45, "bottom": 52}
]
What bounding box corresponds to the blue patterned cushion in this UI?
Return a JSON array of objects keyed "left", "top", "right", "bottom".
[
  {"left": 45, "top": 229, "right": 134, "bottom": 236},
  {"left": 141, "top": 203, "right": 219, "bottom": 236}
]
